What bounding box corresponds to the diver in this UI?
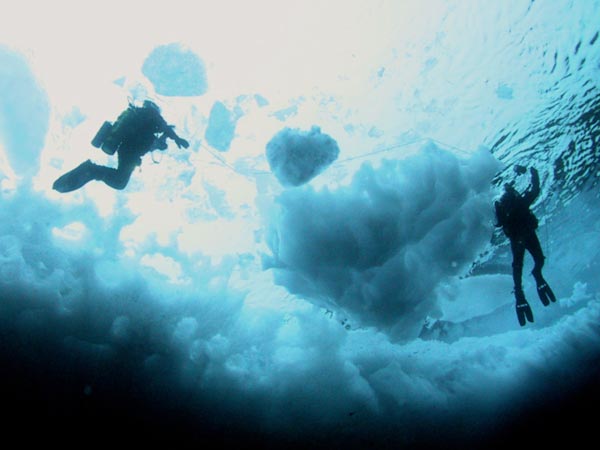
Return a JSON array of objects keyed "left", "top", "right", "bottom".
[
  {"left": 53, "top": 100, "right": 189, "bottom": 193},
  {"left": 495, "top": 164, "right": 556, "bottom": 326}
]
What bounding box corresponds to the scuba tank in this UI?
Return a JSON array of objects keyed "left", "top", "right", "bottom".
[{"left": 91, "top": 121, "right": 118, "bottom": 155}]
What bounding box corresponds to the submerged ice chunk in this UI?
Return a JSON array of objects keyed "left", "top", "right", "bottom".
[
  {"left": 0, "top": 47, "right": 50, "bottom": 177},
  {"left": 266, "top": 126, "right": 340, "bottom": 187},
  {"left": 265, "top": 145, "right": 500, "bottom": 336},
  {"left": 142, "top": 43, "right": 208, "bottom": 96},
  {"left": 205, "top": 101, "right": 238, "bottom": 151}
]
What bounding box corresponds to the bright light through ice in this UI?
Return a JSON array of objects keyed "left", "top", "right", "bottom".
[
  {"left": 52, "top": 221, "right": 87, "bottom": 241},
  {"left": 140, "top": 253, "right": 186, "bottom": 284},
  {"left": 2, "top": 0, "right": 600, "bottom": 448}
]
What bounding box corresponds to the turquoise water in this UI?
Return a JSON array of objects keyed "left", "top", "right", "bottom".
[{"left": 1, "top": 1, "right": 599, "bottom": 448}]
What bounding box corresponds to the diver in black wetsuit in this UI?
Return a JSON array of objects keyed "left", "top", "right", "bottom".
[
  {"left": 53, "top": 100, "right": 189, "bottom": 193},
  {"left": 495, "top": 165, "right": 556, "bottom": 326}
]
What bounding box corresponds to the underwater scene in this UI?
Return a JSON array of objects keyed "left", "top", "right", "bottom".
[{"left": 1, "top": 1, "right": 599, "bottom": 448}]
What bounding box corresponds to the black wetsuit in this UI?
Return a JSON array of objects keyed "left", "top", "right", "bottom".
[
  {"left": 495, "top": 168, "right": 543, "bottom": 292},
  {"left": 53, "top": 103, "right": 185, "bottom": 192},
  {"left": 89, "top": 105, "right": 175, "bottom": 189},
  {"left": 495, "top": 167, "right": 555, "bottom": 326}
]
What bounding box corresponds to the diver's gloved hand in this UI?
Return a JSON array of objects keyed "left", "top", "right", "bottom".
[
  {"left": 514, "top": 165, "right": 527, "bottom": 175},
  {"left": 175, "top": 138, "right": 189, "bottom": 149}
]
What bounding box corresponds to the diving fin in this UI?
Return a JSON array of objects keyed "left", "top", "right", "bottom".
[
  {"left": 515, "top": 290, "right": 534, "bottom": 327},
  {"left": 53, "top": 160, "right": 96, "bottom": 193},
  {"left": 536, "top": 282, "right": 557, "bottom": 306}
]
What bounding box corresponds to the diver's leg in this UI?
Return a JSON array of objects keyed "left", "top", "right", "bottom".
[
  {"left": 90, "top": 149, "right": 139, "bottom": 190},
  {"left": 510, "top": 238, "right": 526, "bottom": 293},
  {"left": 527, "top": 232, "right": 545, "bottom": 282},
  {"left": 53, "top": 148, "right": 140, "bottom": 193},
  {"left": 510, "top": 238, "right": 533, "bottom": 325},
  {"left": 94, "top": 165, "right": 135, "bottom": 190},
  {"left": 527, "top": 232, "right": 556, "bottom": 305}
]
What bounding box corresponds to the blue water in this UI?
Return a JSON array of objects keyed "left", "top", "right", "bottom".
[{"left": 1, "top": 1, "right": 599, "bottom": 448}]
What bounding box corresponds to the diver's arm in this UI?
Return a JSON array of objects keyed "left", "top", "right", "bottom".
[
  {"left": 524, "top": 167, "right": 540, "bottom": 205},
  {"left": 166, "top": 127, "right": 189, "bottom": 149},
  {"left": 156, "top": 114, "right": 189, "bottom": 149}
]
